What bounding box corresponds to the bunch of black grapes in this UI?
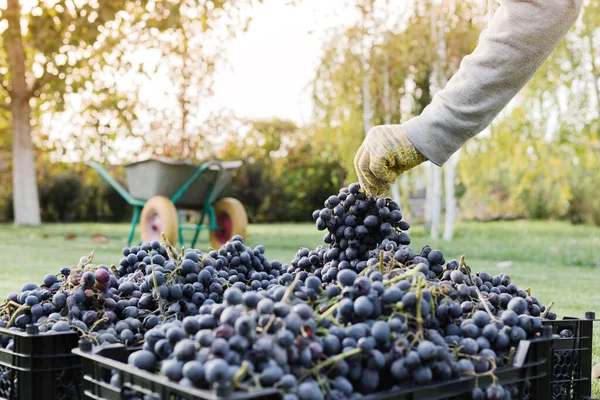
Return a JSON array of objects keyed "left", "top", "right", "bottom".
[
  {"left": 0, "top": 236, "right": 288, "bottom": 348},
  {"left": 122, "top": 242, "right": 556, "bottom": 400},
  {"left": 310, "top": 183, "right": 410, "bottom": 284}
]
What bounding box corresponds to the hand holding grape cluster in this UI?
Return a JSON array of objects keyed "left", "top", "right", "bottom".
[{"left": 354, "top": 125, "right": 428, "bottom": 196}]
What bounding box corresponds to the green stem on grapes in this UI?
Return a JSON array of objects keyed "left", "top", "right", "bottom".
[
  {"left": 89, "top": 317, "right": 109, "bottom": 332},
  {"left": 317, "top": 301, "right": 341, "bottom": 322},
  {"left": 378, "top": 250, "right": 385, "bottom": 274},
  {"left": 281, "top": 273, "right": 301, "bottom": 304},
  {"left": 506, "top": 346, "right": 516, "bottom": 364},
  {"left": 459, "top": 255, "right": 474, "bottom": 286},
  {"left": 233, "top": 361, "right": 249, "bottom": 389},
  {"left": 415, "top": 276, "right": 424, "bottom": 326},
  {"left": 300, "top": 347, "right": 362, "bottom": 382},
  {"left": 462, "top": 353, "right": 498, "bottom": 384},
  {"left": 6, "top": 305, "right": 31, "bottom": 328},
  {"left": 541, "top": 301, "right": 555, "bottom": 319},
  {"left": 161, "top": 233, "right": 179, "bottom": 261},
  {"left": 261, "top": 314, "right": 276, "bottom": 333},
  {"left": 253, "top": 374, "right": 262, "bottom": 390},
  {"left": 150, "top": 257, "right": 164, "bottom": 315},
  {"left": 383, "top": 268, "right": 419, "bottom": 287},
  {"left": 78, "top": 250, "right": 95, "bottom": 268},
  {"left": 475, "top": 287, "right": 501, "bottom": 323}
]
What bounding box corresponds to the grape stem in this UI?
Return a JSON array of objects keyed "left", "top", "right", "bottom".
[
  {"left": 463, "top": 354, "right": 498, "bottom": 385},
  {"left": 89, "top": 317, "right": 108, "bottom": 332},
  {"left": 300, "top": 347, "right": 362, "bottom": 381},
  {"left": 78, "top": 250, "right": 96, "bottom": 268},
  {"left": 383, "top": 268, "right": 419, "bottom": 286},
  {"left": 317, "top": 301, "right": 341, "bottom": 322},
  {"left": 161, "top": 232, "right": 179, "bottom": 261},
  {"left": 475, "top": 287, "right": 501, "bottom": 323},
  {"left": 233, "top": 361, "right": 249, "bottom": 389},
  {"left": 415, "top": 275, "right": 424, "bottom": 326},
  {"left": 6, "top": 305, "right": 31, "bottom": 328},
  {"left": 150, "top": 257, "right": 164, "bottom": 315},
  {"left": 459, "top": 255, "right": 474, "bottom": 286},
  {"left": 261, "top": 314, "right": 276, "bottom": 333},
  {"left": 281, "top": 273, "right": 301, "bottom": 304},
  {"left": 540, "top": 301, "right": 555, "bottom": 319},
  {"left": 378, "top": 250, "right": 385, "bottom": 274}
]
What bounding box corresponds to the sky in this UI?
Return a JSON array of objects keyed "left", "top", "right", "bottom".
[{"left": 205, "top": 0, "right": 353, "bottom": 126}]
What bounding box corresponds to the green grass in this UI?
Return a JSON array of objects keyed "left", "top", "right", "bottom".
[{"left": 0, "top": 220, "right": 598, "bottom": 394}]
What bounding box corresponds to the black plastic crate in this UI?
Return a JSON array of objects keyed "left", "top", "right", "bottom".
[
  {"left": 543, "top": 312, "right": 596, "bottom": 400},
  {"left": 73, "top": 329, "right": 554, "bottom": 400},
  {"left": 0, "top": 325, "right": 82, "bottom": 400}
]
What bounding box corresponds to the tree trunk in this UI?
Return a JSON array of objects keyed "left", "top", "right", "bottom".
[
  {"left": 430, "top": 165, "right": 442, "bottom": 240},
  {"left": 4, "top": 0, "right": 41, "bottom": 226},
  {"left": 362, "top": 74, "right": 372, "bottom": 137},
  {"left": 426, "top": 0, "right": 443, "bottom": 238},
  {"left": 382, "top": 55, "right": 404, "bottom": 208},
  {"left": 424, "top": 164, "right": 433, "bottom": 229},
  {"left": 443, "top": 151, "right": 459, "bottom": 240}
]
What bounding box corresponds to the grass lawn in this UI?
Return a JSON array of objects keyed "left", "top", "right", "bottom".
[{"left": 0, "top": 220, "right": 598, "bottom": 394}]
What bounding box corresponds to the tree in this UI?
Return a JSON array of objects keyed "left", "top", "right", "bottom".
[
  {"left": 3, "top": 0, "right": 41, "bottom": 225},
  {"left": 458, "top": 0, "right": 600, "bottom": 225},
  {"left": 0, "top": 0, "right": 258, "bottom": 225},
  {"left": 1, "top": 0, "right": 134, "bottom": 225}
]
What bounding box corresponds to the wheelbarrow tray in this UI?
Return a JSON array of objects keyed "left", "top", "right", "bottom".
[{"left": 124, "top": 158, "right": 241, "bottom": 209}]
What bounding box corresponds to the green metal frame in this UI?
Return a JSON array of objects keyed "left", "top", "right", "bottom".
[
  {"left": 171, "top": 162, "right": 225, "bottom": 248},
  {"left": 87, "top": 161, "right": 227, "bottom": 248}
]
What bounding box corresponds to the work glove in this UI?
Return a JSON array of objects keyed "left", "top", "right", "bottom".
[{"left": 354, "top": 125, "right": 428, "bottom": 196}]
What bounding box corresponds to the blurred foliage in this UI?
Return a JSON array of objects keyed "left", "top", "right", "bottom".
[
  {"left": 0, "top": 0, "right": 260, "bottom": 225},
  {"left": 459, "top": 0, "right": 600, "bottom": 225},
  {"left": 0, "top": 154, "right": 129, "bottom": 223},
  {"left": 218, "top": 119, "right": 347, "bottom": 222}
]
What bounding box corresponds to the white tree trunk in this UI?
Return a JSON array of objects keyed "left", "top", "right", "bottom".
[
  {"left": 443, "top": 151, "right": 459, "bottom": 240},
  {"left": 424, "top": 164, "right": 433, "bottom": 229},
  {"left": 430, "top": 165, "right": 442, "bottom": 240},
  {"left": 382, "top": 55, "right": 404, "bottom": 207},
  {"left": 426, "top": 0, "right": 443, "bottom": 237},
  {"left": 362, "top": 73, "right": 372, "bottom": 137},
  {"left": 5, "top": 0, "right": 41, "bottom": 226}
]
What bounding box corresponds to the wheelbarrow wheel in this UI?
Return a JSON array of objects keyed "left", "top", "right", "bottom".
[
  {"left": 140, "top": 196, "right": 179, "bottom": 245},
  {"left": 209, "top": 197, "right": 248, "bottom": 249}
]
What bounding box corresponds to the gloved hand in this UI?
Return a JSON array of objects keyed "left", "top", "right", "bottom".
[{"left": 354, "top": 124, "right": 427, "bottom": 196}]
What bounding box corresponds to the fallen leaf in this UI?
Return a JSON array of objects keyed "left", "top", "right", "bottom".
[
  {"left": 592, "top": 363, "right": 600, "bottom": 379},
  {"left": 496, "top": 261, "right": 513, "bottom": 269},
  {"left": 91, "top": 233, "right": 109, "bottom": 244}
]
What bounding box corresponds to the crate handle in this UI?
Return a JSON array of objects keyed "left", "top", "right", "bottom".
[{"left": 121, "top": 382, "right": 160, "bottom": 399}]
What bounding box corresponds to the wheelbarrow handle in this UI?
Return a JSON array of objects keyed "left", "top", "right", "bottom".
[{"left": 86, "top": 161, "right": 145, "bottom": 207}]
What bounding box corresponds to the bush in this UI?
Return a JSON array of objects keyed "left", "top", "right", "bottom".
[
  {"left": 228, "top": 143, "right": 346, "bottom": 223},
  {"left": 0, "top": 160, "right": 130, "bottom": 223}
]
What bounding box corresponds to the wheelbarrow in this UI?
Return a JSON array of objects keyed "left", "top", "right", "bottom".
[{"left": 87, "top": 157, "right": 248, "bottom": 249}]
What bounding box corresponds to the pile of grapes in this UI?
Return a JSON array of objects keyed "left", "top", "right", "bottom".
[
  {"left": 0, "top": 236, "right": 286, "bottom": 348},
  {"left": 0, "top": 183, "right": 557, "bottom": 400}
]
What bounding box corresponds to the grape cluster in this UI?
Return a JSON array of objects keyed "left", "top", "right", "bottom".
[
  {"left": 312, "top": 183, "right": 410, "bottom": 285},
  {"left": 0, "top": 237, "right": 288, "bottom": 348},
  {"left": 121, "top": 242, "right": 554, "bottom": 400}
]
